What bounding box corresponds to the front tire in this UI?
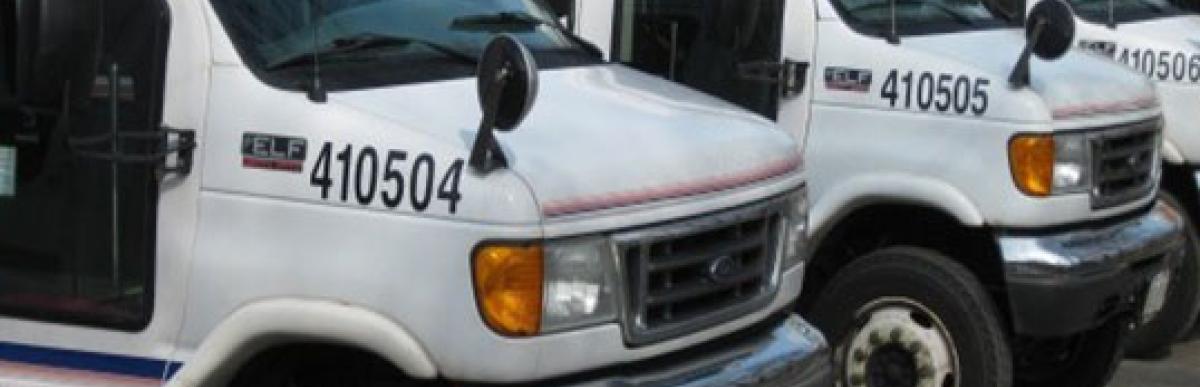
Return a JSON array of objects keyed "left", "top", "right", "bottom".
[
  {"left": 230, "top": 344, "right": 417, "bottom": 387},
  {"left": 1125, "top": 192, "right": 1200, "bottom": 358},
  {"left": 809, "top": 246, "right": 1012, "bottom": 387}
]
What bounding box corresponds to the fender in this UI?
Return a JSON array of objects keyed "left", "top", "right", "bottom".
[
  {"left": 809, "top": 173, "right": 984, "bottom": 238},
  {"left": 1163, "top": 137, "right": 1186, "bottom": 165},
  {"left": 168, "top": 298, "right": 437, "bottom": 386}
]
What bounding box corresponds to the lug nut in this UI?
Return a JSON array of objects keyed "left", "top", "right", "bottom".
[{"left": 869, "top": 331, "right": 884, "bottom": 346}]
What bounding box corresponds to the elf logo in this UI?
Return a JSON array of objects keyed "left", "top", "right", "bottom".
[
  {"left": 242, "top": 132, "right": 307, "bottom": 173},
  {"left": 825, "top": 67, "right": 873, "bottom": 93}
]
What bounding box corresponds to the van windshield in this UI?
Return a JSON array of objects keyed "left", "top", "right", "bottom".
[
  {"left": 1067, "top": 0, "right": 1193, "bottom": 24},
  {"left": 209, "top": 0, "right": 600, "bottom": 91},
  {"left": 832, "top": 0, "right": 1018, "bottom": 36}
]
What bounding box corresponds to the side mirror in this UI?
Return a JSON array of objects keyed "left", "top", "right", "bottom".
[
  {"left": 1026, "top": 0, "right": 1075, "bottom": 60},
  {"left": 10, "top": 0, "right": 101, "bottom": 110},
  {"left": 469, "top": 34, "right": 539, "bottom": 173},
  {"left": 1009, "top": 0, "right": 1075, "bottom": 87}
]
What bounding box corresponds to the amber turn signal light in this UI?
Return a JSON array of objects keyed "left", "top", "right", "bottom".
[
  {"left": 473, "top": 243, "right": 543, "bottom": 336},
  {"left": 1009, "top": 134, "right": 1055, "bottom": 197}
]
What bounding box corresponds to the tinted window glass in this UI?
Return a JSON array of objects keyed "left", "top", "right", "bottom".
[
  {"left": 832, "top": 0, "right": 1017, "bottom": 37},
  {"left": 209, "top": 0, "right": 600, "bottom": 91},
  {"left": 0, "top": 0, "right": 166, "bottom": 330},
  {"left": 1068, "top": 0, "right": 1192, "bottom": 24},
  {"left": 613, "top": 0, "right": 784, "bottom": 118}
]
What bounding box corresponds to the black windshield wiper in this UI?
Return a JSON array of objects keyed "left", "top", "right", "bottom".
[
  {"left": 1136, "top": 0, "right": 1167, "bottom": 13},
  {"left": 849, "top": 1, "right": 978, "bottom": 27},
  {"left": 266, "top": 32, "right": 477, "bottom": 71},
  {"left": 450, "top": 12, "right": 549, "bottom": 32}
]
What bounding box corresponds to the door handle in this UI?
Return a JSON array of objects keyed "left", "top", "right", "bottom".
[
  {"left": 66, "top": 126, "right": 197, "bottom": 180},
  {"left": 736, "top": 59, "right": 810, "bottom": 99}
]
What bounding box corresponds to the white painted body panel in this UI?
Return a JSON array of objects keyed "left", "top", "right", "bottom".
[
  {"left": 1074, "top": 15, "right": 1200, "bottom": 164},
  {"left": 805, "top": 16, "right": 1160, "bottom": 230}
]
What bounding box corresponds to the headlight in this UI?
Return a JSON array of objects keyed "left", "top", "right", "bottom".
[
  {"left": 1009, "top": 132, "right": 1091, "bottom": 197},
  {"left": 541, "top": 237, "right": 620, "bottom": 332},
  {"left": 781, "top": 187, "right": 810, "bottom": 271},
  {"left": 473, "top": 238, "right": 619, "bottom": 337}
]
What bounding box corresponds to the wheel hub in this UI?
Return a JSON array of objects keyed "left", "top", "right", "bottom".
[
  {"left": 866, "top": 343, "right": 919, "bottom": 387},
  {"left": 842, "top": 299, "right": 958, "bottom": 387}
]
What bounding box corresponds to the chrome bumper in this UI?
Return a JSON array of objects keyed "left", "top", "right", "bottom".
[
  {"left": 996, "top": 200, "right": 1185, "bottom": 337},
  {"left": 562, "top": 315, "right": 832, "bottom": 387}
]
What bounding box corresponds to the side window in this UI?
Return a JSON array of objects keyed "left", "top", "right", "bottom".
[
  {"left": 612, "top": 0, "right": 784, "bottom": 118},
  {"left": 0, "top": 0, "right": 168, "bottom": 330}
]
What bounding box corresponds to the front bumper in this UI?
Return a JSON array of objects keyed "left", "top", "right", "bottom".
[
  {"left": 549, "top": 315, "right": 832, "bottom": 387},
  {"left": 997, "top": 200, "right": 1185, "bottom": 337}
]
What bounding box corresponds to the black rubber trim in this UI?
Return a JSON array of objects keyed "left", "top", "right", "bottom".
[
  {"left": 459, "top": 313, "right": 829, "bottom": 387},
  {"left": 1006, "top": 252, "right": 1169, "bottom": 337}
]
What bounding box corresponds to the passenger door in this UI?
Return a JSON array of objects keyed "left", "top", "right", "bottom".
[{"left": 0, "top": 0, "right": 191, "bottom": 382}]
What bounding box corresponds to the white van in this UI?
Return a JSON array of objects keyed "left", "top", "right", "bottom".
[
  {"left": 0, "top": 0, "right": 831, "bottom": 385},
  {"left": 1069, "top": 0, "right": 1200, "bottom": 357},
  {"left": 571, "top": 1, "right": 1185, "bottom": 386}
]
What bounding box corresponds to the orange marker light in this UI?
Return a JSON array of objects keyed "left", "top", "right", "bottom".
[
  {"left": 1009, "top": 134, "right": 1055, "bottom": 197},
  {"left": 473, "top": 244, "right": 543, "bottom": 336}
]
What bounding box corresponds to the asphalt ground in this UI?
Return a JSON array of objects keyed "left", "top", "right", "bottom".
[{"left": 1109, "top": 324, "right": 1200, "bottom": 387}]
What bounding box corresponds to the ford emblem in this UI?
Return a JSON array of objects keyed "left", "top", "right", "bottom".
[{"left": 707, "top": 255, "right": 742, "bottom": 283}]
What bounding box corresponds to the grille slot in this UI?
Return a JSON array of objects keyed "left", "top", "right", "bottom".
[
  {"left": 1091, "top": 120, "right": 1160, "bottom": 209},
  {"left": 616, "top": 199, "right": 784, "bottom": 346}
]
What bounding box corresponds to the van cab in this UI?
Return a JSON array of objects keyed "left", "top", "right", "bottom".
[
  {"left": 0, "top": 0, "right": 831, "bottom": 385},
  {"left": 1070, "top": 0, "right": 1200, "bottom": 357},
  {"left": 572, "top": 0, "right": 1185, "bottom": 386}
]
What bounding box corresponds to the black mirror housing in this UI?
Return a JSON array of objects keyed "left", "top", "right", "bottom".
[
  {"left": 1009, "top": 0, "right": 1076, "bottom": 87},
  {"left": 476, "top": 35, "right": 539, "bottom": 132},
  {"left": 468, "top": 35, "right": 539, "bottom": 174},
  {"left": 1027, "top": 0, "right": 1075, "bottom": 60}
]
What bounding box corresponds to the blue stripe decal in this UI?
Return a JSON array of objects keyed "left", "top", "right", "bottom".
[{"left": 0, "top": 341, "right": 183, "bottom": 379}]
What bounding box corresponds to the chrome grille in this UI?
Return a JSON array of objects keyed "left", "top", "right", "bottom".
[
  {"left": 615, "top": 198, "right": 784, "bottom": 346},
  {"left": 1091, "top": 119, "right": 1160, "bottom": 209}
]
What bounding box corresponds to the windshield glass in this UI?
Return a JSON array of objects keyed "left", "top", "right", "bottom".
[
  {"left": 209, "top": 0, "right": 600, "bottom": 91},
  {"left": 832, "top": 0, "right": 1018, "bottom": 36},
  {"left": 1068, "top": 0, "right": 1193, "bottom": 24}
]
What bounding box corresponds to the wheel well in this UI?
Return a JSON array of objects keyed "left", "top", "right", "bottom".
[
  {"left": 1161, "top": 162, "right": 1200, "bottom": 220},
  {"left": 229, "top": 342, "right": 439, "bottom": 386},
  {"left": 799, "top": 203, "right": 1011, "bottom": 325}
]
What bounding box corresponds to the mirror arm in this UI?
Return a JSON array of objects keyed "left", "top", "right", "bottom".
[
  {"left": 469, "top": 71, "right": 511, "bottom": 174},
  {"left": 1008, "top": 19, "right": 1045, "bottom": 88}
]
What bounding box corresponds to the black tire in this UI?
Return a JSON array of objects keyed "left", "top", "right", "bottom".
[
  {"left": 1125, "top": 192, "right": 1200, "bottom": 359},
  {"left": 229, "top": 344, "right": 419, "bottom": 387},
  {"left": 809, "top": 246, "right": 1012, "bottom": 387},
  {"left": 1015, "top": 317, "right": 1127, "bottom": 387}
]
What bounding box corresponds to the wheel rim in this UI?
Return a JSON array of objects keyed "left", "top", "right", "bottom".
[{"left": 840, "top": 297, "right": 960, "bottom": 387}]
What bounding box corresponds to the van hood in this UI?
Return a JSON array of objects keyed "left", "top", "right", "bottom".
[
  {"left": 331, "top": 64, "right": 802, "bottom": 218},
  {"left": 1118, "top": 15, "right": 1200, "bottom": 46},
  {"left": 902, "top": 29, "right": 1157, "bottom": 121}
]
